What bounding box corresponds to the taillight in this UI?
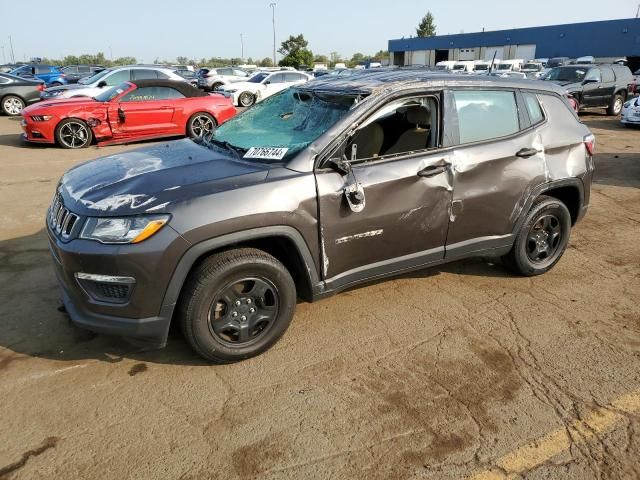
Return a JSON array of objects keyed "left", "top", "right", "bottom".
[
  {"left": 37, "top": 84, "right": 44, "bottom": 91},
  {"left": 583, "top": 134, "right": 595, "bottom": 156}
]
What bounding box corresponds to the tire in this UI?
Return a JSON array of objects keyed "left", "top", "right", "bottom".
[
  {"left": 179, "top": 248, "right": 297, "bottom": 363},
  {"left": 50, "top": 82, "right": 62, "bottom": 87},
  {"left": 55, "top": 118, "right": 93, "bottom": 149},
  {"left": 186, "top": 112, "right": 217, "bottom": 140},
  {"left": 238, "top": 91, "right": 256, "bottom": 107},
  {"left": 1, "top": 95, "right": 25, "bottom": 116},
  {"left": 211, "top": 82, "right": 224, "bottom": 90},
  {"left": 607, "top": 93, "right": 625, "bottom": 116},
  {"left": 502, "top": 195, "right": 572, "bottom": 276}
]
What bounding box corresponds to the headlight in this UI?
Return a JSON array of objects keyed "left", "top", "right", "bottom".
[{"left": 80, "top": 215, "right": 169, "bottom": 244}]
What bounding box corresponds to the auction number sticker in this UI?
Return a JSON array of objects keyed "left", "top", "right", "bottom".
[{"left": 244, "top": 147, "right": 289, "bottom": 160}]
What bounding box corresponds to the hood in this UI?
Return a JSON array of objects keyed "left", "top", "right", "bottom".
[
  {"left": 24, "top": 97, "right": 100, "bottom": 113},
  {"left": 44, "top": 83, "right": 89, "bottom": 93},
  {"left": 58, "top": 139, "right": 271, "bottom": 216},
  {"left": 221, "top": 82, "right": 261, "bottom": 91}
]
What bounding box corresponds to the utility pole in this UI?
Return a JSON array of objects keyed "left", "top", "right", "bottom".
[
  {"left": 636, "top": 3, "right": 640, "bottom": 18},
  {"left": 0, "top": 46, "right": 5, "bottom": 63},
  {"left": 270, "top": 3, "right": 277, "bottom": 66},
  {"left": 8, "top": 35, "right": 15, "bottom": 64},
  {"left": 109, "top": 46, "right": 113, "bottom": 61},
  {"left": 240, "top": 33, "right": 244, "bottom": 63}
]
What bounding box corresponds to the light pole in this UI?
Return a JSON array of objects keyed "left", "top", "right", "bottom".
[
  {"left": 109, "top": 46, "right": 113, "bottom": 61},
  {"left": 240, "top": 33, "right": 244, "bottom": 63},
  {"left": 269, "top": 3, "right": 277, "bottom": 66},
  {"left": 8, "top": 35, "right": 15, "bottom": 64},
  {"left": 0, "top": 46, "right": 5, "bottom": 63}
]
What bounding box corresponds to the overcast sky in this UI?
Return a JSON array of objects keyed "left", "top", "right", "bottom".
[{"left": 2, "top": 0, "right": 639, "bottom": 63}]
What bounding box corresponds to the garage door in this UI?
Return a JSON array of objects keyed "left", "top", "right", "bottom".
[
  {"left": 410, "top": 50, "right": 427, "bottom": 65},
  {"left": 515, "top": 44, "right": 536, "bottom": 61},
  {"left": 459, "top": 48, "right": 476, "bottom": 61},
  {"left": 484, "top": 47, "right": 504, "bottom": 60}
]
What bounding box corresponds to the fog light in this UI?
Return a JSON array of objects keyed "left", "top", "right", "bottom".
[{"left": 75, "top": 273, "right": 135, "bottom": 304}]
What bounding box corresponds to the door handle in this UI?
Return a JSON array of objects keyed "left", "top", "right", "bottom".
[
  {"left": 516, "top": 147, "right": 541, "bottom": 158},
  {"left": 417, "top": 162, "right": 450, "bottom": 178},
  {"left": 159, "top": 106, "right": 172, "bottom": 110}
]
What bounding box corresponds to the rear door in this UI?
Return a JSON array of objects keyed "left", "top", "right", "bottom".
[
  {"left": 581, "top": 68, "right": 601, "bottom": 107},
  {"left": 598, "top": 67, "right": 616, "bottom": 106},
  {"left": 263, "top": 73, "right": 288, "bottom": 97},
  {"left": 444, "top": 88, "right": 548, "bottom": 258},
  {"left": 108, "top": 86, "right": 182, "bottom": 137}
]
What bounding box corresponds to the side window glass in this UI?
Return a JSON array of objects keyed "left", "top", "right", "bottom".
[
  {"left": 269, "top": 74, "right": 285, "bottom": 84},
  {"left": 36, "top": 66, "right": 50, "bottom": 74},
  {"left": 233, "top": 69, "right": 247, "bottom": 77},
  {"left": 585, "top": 69, "right": 601, "bottom": 82},
  {"left": 348, "top": 96, "right": 439, "bottom": 160},
  {"left": 218, "top": 68, "right": 232, "bottom": 76},
  {"left": 78, "top": 66, "right": 90, "bottom": 73},
  {"left": 601, "top": 68, "right": 615, "bottom": 82},
  {"left": 63, "top": 66, "right": 78, "bottom": 74},
  {"left": 523, "top": 92, "right": 545, "bottom": 125},
  {"left": 453, "top": 90, "right": 520, "bottom": 144},
  {"left": 106, "top": 69, "right": 130, "bottom": 85},
  {"left": 131, "top": 69, "right": 158, "bottom": 80},
  {"left": 121, "top": 87, "right": 185, "bottom": 102}
]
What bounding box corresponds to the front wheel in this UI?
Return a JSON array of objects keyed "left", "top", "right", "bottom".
[
  {"left": 50, "top": 82, "right": 63, "bottom": 87},
  {"left": 1, "top": 95, "right": 25, "bottom": 116},
  {"left": 187, "top": 112, "right": 216, "bottom": 140},
  {"left": 55, "top": 118, "right": 93, "bottom": 149},
  {"left": 607, "top": 94, "right": 625, "bottom": 116},
  {"left": 238, "top": 91, "right": 256, "bottom": 107},
  {"left": 503, "top": 195, "right": 572, "bottom": 276},
  {"left": 179, "top": 248, "right": 297, "bottom": 363}
]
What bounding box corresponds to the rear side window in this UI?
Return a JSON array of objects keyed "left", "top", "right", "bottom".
[
  {"left": 105, "top": 69, "right": 131, "bottom": 85},
  {"left": 453, "top": 90, "right": 520, "bottom": 144},
  {"left": 131, "top": 69, "right": 159, "bottom": 80},
  {"left": 35, "top": 65, "right": 51, "bottom": 74},
  {"left": 601, "top": 68, "right": 615, "bottom": 83},
  {"left": 522, "top": 92, "right": 545, "bottom": 125}
]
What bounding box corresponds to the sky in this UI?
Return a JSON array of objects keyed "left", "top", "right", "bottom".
[{"left": 1, "top": 0, "right": 639, "bottom": 63}]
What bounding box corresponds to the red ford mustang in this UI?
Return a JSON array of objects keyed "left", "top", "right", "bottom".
[{"left": 21, "top": 79, "right": 237, "bottom": 148}]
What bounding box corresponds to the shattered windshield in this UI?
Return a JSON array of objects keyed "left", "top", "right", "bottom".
[{"left": 210, "top": 88, "right": 356, "bottom": 163}]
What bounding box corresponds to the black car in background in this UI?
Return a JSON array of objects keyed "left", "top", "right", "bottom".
[
  {"left": 543, "top": 64, "right": 633, "bottom": 115},
  {"left": 0, "top": 72, "right": 44, "bottom": 115},
  {"left": 61, "top": 65, "right": 105, "bottom": 83}
]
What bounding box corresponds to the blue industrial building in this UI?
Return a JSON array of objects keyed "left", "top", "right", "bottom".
[{"left": 388, "top": 18, "right": 640, "bottom": 68}]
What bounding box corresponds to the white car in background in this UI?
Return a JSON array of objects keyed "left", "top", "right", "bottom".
[
  {"left": 40, "top": 66, "right": 186, "bottom": 100},
  {"left": 452, "top": 61, "right": 476, "bottom": 73},
  {"left": 219, "top": 70, "right": 312, "bottom": 107},
  {"left": 620, "top": 96, "right": 640, "bottom": 127},
  {"left": 196, "top": 67, "right": 250, "bottom": 91}
]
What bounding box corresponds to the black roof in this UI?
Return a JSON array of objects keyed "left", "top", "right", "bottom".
[
  {"left": 300, "top": 69, "right": 566, "bottom": 96},
  {"left": 130, "top": 79, "right": 208, "bottom": 97}
]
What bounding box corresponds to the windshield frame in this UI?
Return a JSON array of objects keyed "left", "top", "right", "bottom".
[
  {"left": 92, "top": 82, "right": 132, "bottom": 102},
  {"left": 79, "top": 68, "right": 113, "bottom": 85}
]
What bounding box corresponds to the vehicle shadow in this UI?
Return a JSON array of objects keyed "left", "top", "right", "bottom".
[
  {"left": 594, "top": 153, "right": 640, "bottom": 188},
  {"left": 0, "top": 228, "right": 516, "bottom": 366}
]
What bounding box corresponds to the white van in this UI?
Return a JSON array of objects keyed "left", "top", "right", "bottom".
[
  {"left": 452, "top": 61, "right": 476, "bottom": 73},
  {"left": 435, "top": 61, "right": 457, "bottom": 71},
  {"left": 495, "top": 59, "right": 524, "bottom": 73},
  {"left": 472, "top": 60, "right": 494, "bottom": 73}
]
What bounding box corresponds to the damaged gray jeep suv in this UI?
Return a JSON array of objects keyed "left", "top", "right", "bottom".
[{"left": 48, "top": 71, "right": 594, "bottom": 363}]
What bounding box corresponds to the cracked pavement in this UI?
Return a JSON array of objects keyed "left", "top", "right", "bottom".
[{"left": 0, "top": 112, "right": 639, "bottom": 479}]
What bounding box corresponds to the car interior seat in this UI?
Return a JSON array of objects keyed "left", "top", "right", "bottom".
[
  {"left": 349, "top": 122, "right": 384, "bottom": 159},
  {"left": 385, "top": 106, "right": 431, "bottom": 155}
]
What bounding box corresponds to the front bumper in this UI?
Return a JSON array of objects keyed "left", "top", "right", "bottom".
[
  {"left": 21, "top": 118, "right": 56, "bottom": 144},
  {"left": 47, "top": 221, "right": 190, "bottom": 347}
]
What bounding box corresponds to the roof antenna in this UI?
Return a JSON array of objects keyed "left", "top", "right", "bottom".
[{"left": 488, "top": 51, "right": 497, "bottom": 75}]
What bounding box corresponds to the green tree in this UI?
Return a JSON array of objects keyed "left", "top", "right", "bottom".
[
  {"left": 259, "top": 57, "right": 274, "bottom": 67},
  {"left": 416, "top": 11, "right": 436, "bottom": 37},
  {"left": 314, "top": 54, "right": 329, "bottom": 64},
  {"left": 349, "top": 52, "right": 368, "bottom": 67},
  {"left": 373, "top": 50, "right": 390, "bottom": 61},
  {"left": 278, "top": 34, "right": 313, "bottom": 68}
]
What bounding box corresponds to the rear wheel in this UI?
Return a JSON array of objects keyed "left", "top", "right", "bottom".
[
  {"left": 211, "top": 82, "right": 224, "bottom": 90},
  {"left": 50, "top": 82, "right": 62, "bottom": 87},
  {"left": 503, "top": 195, "right": 572, "bottom": 276},
  {"left": 607, "top": 93, "right": 625, "bottom": 116},
  {"left": 1, "top": 95, "right": 25, "bottom": 116},
  {"left": 55, "top": 118, "right": 93, "bottom": 149},
  {"left": 179, "top": 248, "right": 296, "bottom": 363},
  {"left": 238, "top": 91, "right": 255, "bottom": 107},
  {"left": 187, "top": 112, "right": 216, "bottom": 140}
]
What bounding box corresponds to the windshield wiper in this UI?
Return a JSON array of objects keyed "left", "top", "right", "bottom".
[{"left": 205, "top": 138, "right": 244, "bottom": 160}]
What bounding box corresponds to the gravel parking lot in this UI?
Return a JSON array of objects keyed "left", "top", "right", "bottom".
[{"left": 0, "top": 112, "right": 639, "bottom": 479}]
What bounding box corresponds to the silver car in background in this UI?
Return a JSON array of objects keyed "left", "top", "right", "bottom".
[
  {"left": 40, "top": 66, "right": 186, "bottom": 100},
  {"left": 196, "top": 67, "right": 250, "bottom": 91}
]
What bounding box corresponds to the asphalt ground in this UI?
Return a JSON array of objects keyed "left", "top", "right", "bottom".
[{"left": 0, "top": 112, "right": 639, "bottom": 479}]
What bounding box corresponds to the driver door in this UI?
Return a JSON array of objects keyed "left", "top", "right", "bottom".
[
  {"left": 315, "top": 93, "right": 453, "bottom": 286},
  {"left": 581, "top": 68, "right": 601, "bottom": 107},
  {"left": 108, "top": 86, "right": 178, "bottom": 138}
]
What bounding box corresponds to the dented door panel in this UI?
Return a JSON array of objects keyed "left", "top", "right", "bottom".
[{"left": 316, "top": 152, "right": 452, "bottom": 281}]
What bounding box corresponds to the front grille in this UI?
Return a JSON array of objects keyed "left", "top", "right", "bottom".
[{"left": 49, "top": 194, "right": 79, "bottom": 239}]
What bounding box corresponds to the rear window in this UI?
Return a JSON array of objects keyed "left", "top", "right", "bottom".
[
  {"left": 522, "top": 92, "right": 545, "bottom": 125},
  {"left": 601, "top": 68, "right": 615, "bottom": 83},
  {"left": 453, "top": 90, "right": 520, "bottom": 144}
]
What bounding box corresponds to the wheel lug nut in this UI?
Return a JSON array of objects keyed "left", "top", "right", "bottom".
[
  {"left": 250, "top": 308, "right": 255, "bottom": 313},
  {"left": 247, "top": 299, "right": 252, "bottom": 304},
  {"left": 235, "top": 300, "right": 241, "bottom": 306},
  {"left": 232, "top": 312, "right": 238, "bottom": 317},
  {"left": 241, "top": 315, "right": 247, "bottom": 322}
]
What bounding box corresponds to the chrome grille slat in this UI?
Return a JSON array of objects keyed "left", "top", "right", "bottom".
[{"left": 48, "top": 193, "right": 79, "bottom": 240}]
